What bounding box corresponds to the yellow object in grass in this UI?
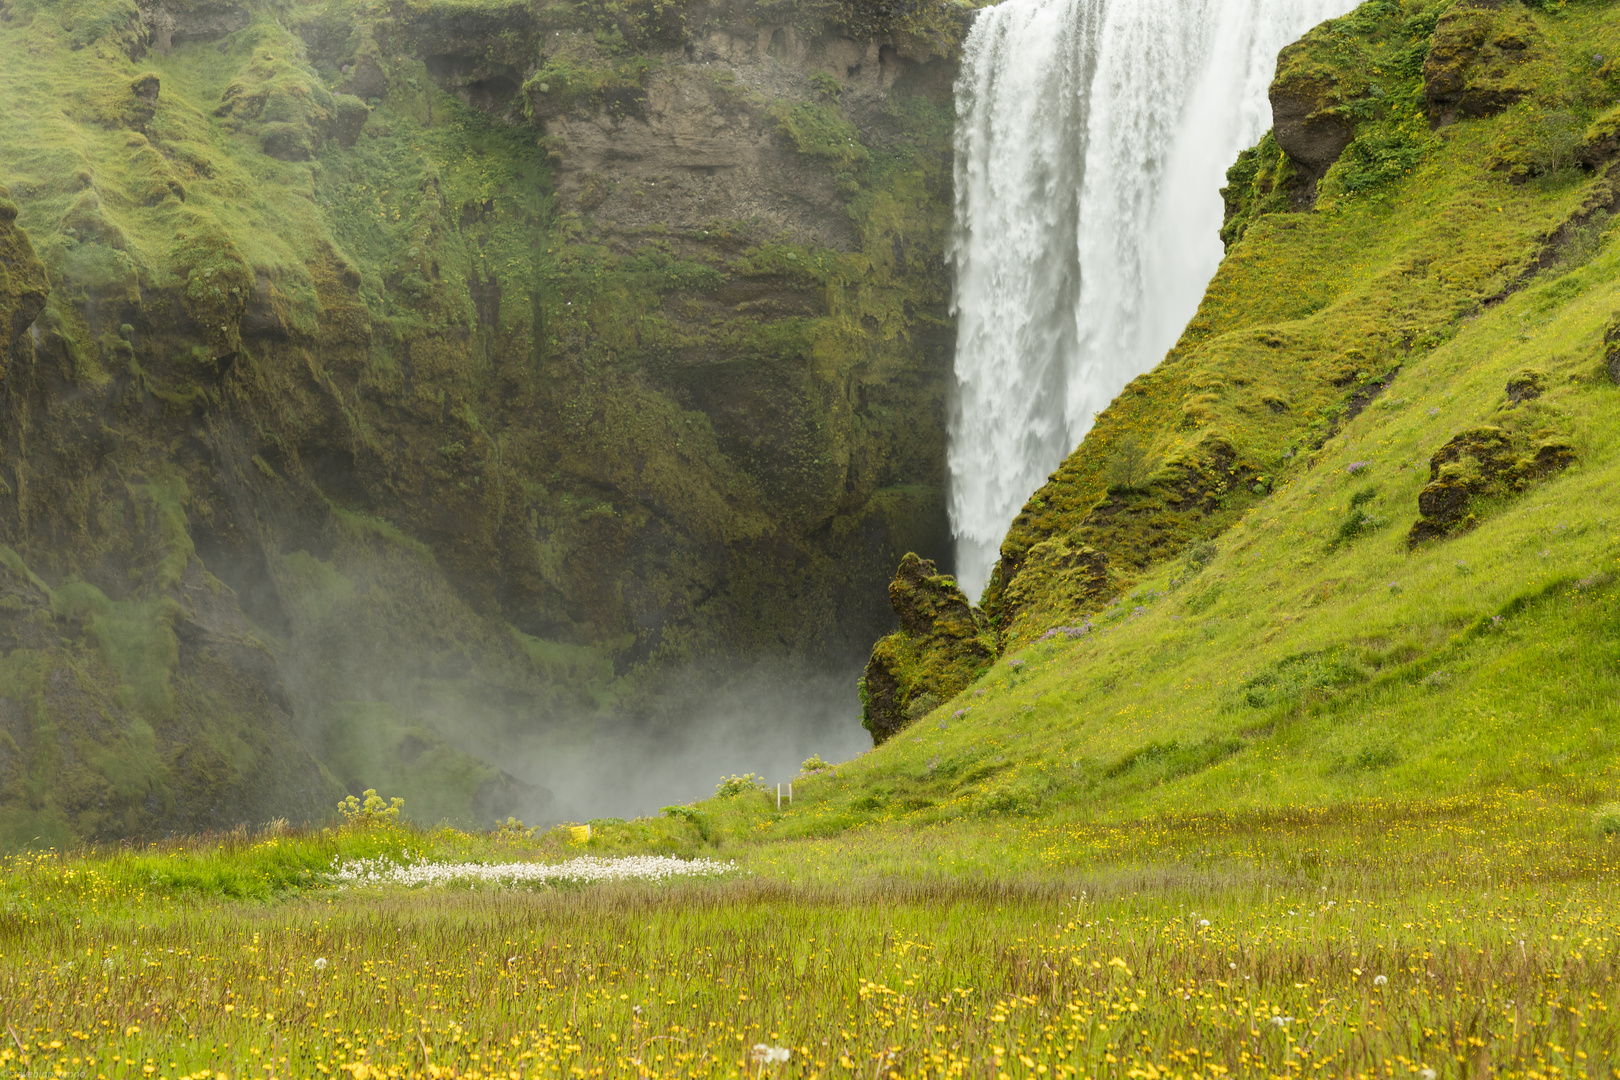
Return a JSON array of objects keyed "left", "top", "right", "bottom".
[{"left": 568, "top": 824, "right": 591, "bottom": 844}]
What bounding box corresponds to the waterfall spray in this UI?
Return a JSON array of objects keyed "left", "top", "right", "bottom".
[{"left": 948, "top": 0, "right": 1356, "bottom": 598}]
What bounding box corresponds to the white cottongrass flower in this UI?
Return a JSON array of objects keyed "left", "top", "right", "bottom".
[
  {"left": 1420, "top": 1070, "right": 1437, "bottom": 1080},
  {"left": 1199, "top": 919, "right": 1210, "bottom": 928},
  {"left": 329, "top": 854, "right": 735, "bottom": 889},
  {"left": 751, "top": 1044, "right": 790, "bottom": 1064},
  {"left": 313, "top": 957, "right": 328, "bottom": 970},
  {"left": 1373, "top": 974, "right": 1387, "bottom": 986}
]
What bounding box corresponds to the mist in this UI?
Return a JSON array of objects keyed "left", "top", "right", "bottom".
[
  {"left": 247, "top": 513, "right": 882, "bottom": 829},
  {"left": 465, "top": 664, "right": 874, "bottom": 824}
]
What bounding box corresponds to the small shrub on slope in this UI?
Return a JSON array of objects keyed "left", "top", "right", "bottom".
[{"left": 1595, "top": 802, "right": 1620, "bottom": 836}]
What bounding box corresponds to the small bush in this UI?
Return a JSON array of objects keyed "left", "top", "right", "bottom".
[
  {"left": 1182, "top": 541, "right": 1217, "bottom": 575},
  {"left": 1104, "top": 435, "right": 1155, "bottom": 492},
  {"left": 495, "top": 817, "right": 535, "bottom": 839},
  {"left": 661, "top": 804, "right": 697, "bottom": 821},
  {"left": 1105, "top": 736, "right": 1244, "bottom": 782},
  {"left": 1231, "top": 650, "right": 1365, "bottom": 712},
  {"left": 715, "top": 773, "right": 766, "bottom": 797},
  {"left": 1336, "top": 126, "right": 1426, "bottom": 194},
  {"left": 1557, "top": 210, "right": 1611, "bottom": 269},
  {"left": 1594, "top": 802, "right": 1620, "bottom": 836},
  {"left": 809, "top": 70, "right": 842, "bottom": 101},
  {"left": 337, "top": 789, "right": 403, "bottom": 828},
  {"left": 800, "top": 754, "right": 831, "bottom": 773},
  {"left": 1333, "top": 486, "right": 1386, "bottom": 546},
  {"left": 1527, "top": 110, "right": 1583, "bottom": 179},
  {"left": 904, "top": 692, "right": 942, "bottom": 721}
]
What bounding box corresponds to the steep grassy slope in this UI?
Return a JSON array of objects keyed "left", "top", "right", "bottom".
[
  {"left": 0, "top": 0, "right": 971, "bottom": 841},
  {"left": 858, "top": 0, "right": 1620, "bottom": 752},
  {"left": 795, "top": 268, "right": 1620, "bottom": 827}
]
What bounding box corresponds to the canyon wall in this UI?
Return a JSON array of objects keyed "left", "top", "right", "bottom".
[{"left": 0, "top": 0, "right": 969, "bottom": 843}]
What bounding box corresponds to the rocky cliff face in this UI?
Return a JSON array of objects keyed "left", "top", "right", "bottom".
[{"left": 0, "top": 0, "right": 968, "bottom": 843}]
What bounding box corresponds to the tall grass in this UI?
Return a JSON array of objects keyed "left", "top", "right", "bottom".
[{"left": 3, "top": 798, "right": 1618, "bottom": 1078}]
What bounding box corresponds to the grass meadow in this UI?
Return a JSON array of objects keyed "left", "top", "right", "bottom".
[
  {"left": 4, "top": 788, "right": 1620, "bottom": 1080},
  {"left": 3, "top": 5, "right": 1619, "bottom": 1079}
]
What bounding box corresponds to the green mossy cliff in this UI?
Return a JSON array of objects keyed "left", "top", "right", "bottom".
[
  {"left": 0, "top": 0, "right": 970, "bottom": 842},
  {"left": 0, "top": 194, "right": 51, "bottom": 367},
  {"left": 861, "top": 0, "right": 1620, "bottom": 744}
]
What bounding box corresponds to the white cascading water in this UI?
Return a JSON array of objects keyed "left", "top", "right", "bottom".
[{"left": 948, "top": 0, "right": 1357, "bottom": 598}]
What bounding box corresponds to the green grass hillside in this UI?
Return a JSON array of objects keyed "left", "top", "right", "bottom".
[{"left": 846, "top": 0, "right": 1620, "bottom": 826}]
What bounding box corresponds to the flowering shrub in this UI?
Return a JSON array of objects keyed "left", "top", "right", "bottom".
[
  {"left": 495, "top": 817, "right": 536, "bottom": 839},
  {"left": 715, "top": 773, "right": 767, "bottom": 797},
  {"left": 337, "top": 789, "right": 403, "bottom": 828}
]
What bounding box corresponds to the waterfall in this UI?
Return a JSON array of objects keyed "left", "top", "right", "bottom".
[{"left": 947, "top": 0, "right": 1356, "bottom": 598}]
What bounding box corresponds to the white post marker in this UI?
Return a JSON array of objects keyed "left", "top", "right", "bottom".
[
  {"left": 776, "top": 783, "right": 782, "bottom": 810},
  {"left": 788, "top": 782, "right": 793, "bottom": 804}
]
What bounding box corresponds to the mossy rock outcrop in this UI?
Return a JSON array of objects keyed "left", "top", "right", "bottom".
[
  {"left": 1408, "top": 426, "right": 1574, "bottom": 544},
  {"left": 1422, "top": 0, "right": 1544, "bottom": 127},
  {"left": 0, "top": 191, "right": 50, "bottom": 377},
  {"left": 860, "top": 553, "right": 993, "bottom": 745}
]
